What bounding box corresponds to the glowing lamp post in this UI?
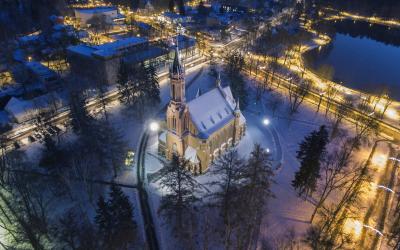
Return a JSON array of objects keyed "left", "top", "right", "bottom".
[
  {"left": 263, "top": 118, "right": 270, "bottom": 126},
  {"left": 149, "top": 121, "right": 159, "bottom": 132}
]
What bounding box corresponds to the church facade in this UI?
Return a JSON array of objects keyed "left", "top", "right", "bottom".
[{"left": 158, "top": 46, "right": 246, "bottom": 174}]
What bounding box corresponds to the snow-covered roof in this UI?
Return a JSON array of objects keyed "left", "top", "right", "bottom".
[
  {"left": 123, "top": 45, "right": 166, "bottom": 64},
  {"left": 93, "top": 37, "right": 148, "bottom": 57},
  {"left": 187, "top": 86, "right": 241, "bottom": 139},
  {"left": 67, "top": 44, "right": 96, "bottom": 57},
  {"left": 68, "top": 37, "right": 148, "bottom": 59},
  {"left": 184, "top": 146, "right": 199, "bottom": 164},
  {"left": 5, "top": 97, "right": 34, "bottom": 123},
  {"left": 25, "top": 61, "right": 57, "bottom": 79},
  {"left": 74, "top": 6, "right": 117, "bottom": 14},
  {"left": 4, "top": 93, "right": 63, "bottom": 123}
]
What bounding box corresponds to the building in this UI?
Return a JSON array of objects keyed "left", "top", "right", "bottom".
[
  {"left": 74, "top": 6, "right": 124, "bottom": 26},
  {"left": 24, "top": 61, "right": 59, "bottom": 88},
  {"left": 159, "top": 46, "right": 246, "bottom": 174},
  {"left": 4, "top": 92, "right": 63, "bottom": 124},
  {"left": 67, "top": 35, "right": 197, "bottom": 85}
]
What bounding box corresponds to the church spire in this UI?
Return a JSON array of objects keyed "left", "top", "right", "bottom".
[{"left": 171, "top": 42, "right": 183, "bottom": 75}]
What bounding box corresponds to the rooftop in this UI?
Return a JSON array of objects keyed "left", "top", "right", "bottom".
[
  {"left": 74, "top": 6, "right": 118, "bottom": 14},
  {"left": 68, "top": 37, "right": 148, "bottom": 59},
  {"left": 25, "top": 61, "right": 57, "bottom": 78},
  {"left": 187, "top": 86, "right": 245, "bottom": 139},
  {"left": 123, "top": 46, "right": 166, "bottom": 64}
]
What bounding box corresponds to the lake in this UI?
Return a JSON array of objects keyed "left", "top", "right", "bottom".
[{"left": 304, "top": 20, "right": 400, "bottom": 100}]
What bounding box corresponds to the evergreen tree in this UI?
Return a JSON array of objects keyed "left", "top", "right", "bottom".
[
  {"left": 224, "top": 51, "right": 248, "bottom": 108},
  {"left": 144, "top": 62, "right": 161, "bottom": 106},
  {"left": 95, "top": 195, "right": 113, "bottom": 248},
  {"left": 158, "top": 155, "right": 199, "bottom": 237},
  {"left": 229, "top": 73, "right": 248, "bottom": 109},
  {"left": 92, "top": 120, "right": 128, "bottom": 177},
  {"left": 39, "top": 136, "right": 70, "bottom": 187},
  {"left": 292, "top": 125, "right": 329, "bottom": 199},
  {"left": 68, "top": 91, "right": 93, "bottom": 134},
  {"left": 54, "top": 209, "right": 99, "bottom": 250},
  {"left": 117, "top": 62, "right": 160, "bottom": 119},
  {"left": 109, "top": 185, "right": 136, "bottom": 249}
]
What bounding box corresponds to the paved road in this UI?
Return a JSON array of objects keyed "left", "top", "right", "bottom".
[{"left": 136, "top": 132, "right": 160, "bottom": 250}]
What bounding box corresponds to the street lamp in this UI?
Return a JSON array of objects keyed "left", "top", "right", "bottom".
[
  {"left": 149, "top": 121, "right": 159, "bottom": 132},
  {"left": 263, "top": 118, "right": 270, "bottom": 126}
]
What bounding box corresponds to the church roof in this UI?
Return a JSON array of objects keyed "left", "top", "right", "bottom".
[{"left": 187, "top": 86, "right": 244, "bottom": 139}]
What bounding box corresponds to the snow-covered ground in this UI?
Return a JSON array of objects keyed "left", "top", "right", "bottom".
[
  {"left": 16, "top": 61, "right": 391, "bottom": 249},
  {"left": 142, "top": 63, "right": 391, "bottom": 249}
]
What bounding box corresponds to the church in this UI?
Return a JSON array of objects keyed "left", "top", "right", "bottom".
[{"left": 158, "top": 45, "right": 246, "bottom": 174}]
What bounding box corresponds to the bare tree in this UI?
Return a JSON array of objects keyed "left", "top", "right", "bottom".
[
  {"left": 288, "top": 77, "right": 312, "bottom": 115},
  {"left": 208, "top": 149, "right": 245, "bottom": 249},
  {"left": 323, "top": 81, "right": 339, "bottom": 116},
  {"left": 0, "top": 151, "right": 54, "bottom": 250},
  {"left": 353, "top": 98, "right": 380, "bottom": 146},
  {"left": 372, "top": 89, "right": 393, "bottom": 119},
  {"left": 310, "top": 137, "right": 356, "bottom": 223},
  {"left": 330, "top": 96, "right": 353, "bottom": 138},
  {"left": 315, "top": 162, "right": 371, "bottom": 249},
  {"left": 266, "top": 92, "right": 284, "bottom": 117}
]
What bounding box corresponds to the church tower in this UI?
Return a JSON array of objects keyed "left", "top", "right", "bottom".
[
  {"left": 170, "top": 45, "right": 185, "bottom": 103},
  {"left": 165, "top": 44, "right": 189, "bottom": 160}
]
